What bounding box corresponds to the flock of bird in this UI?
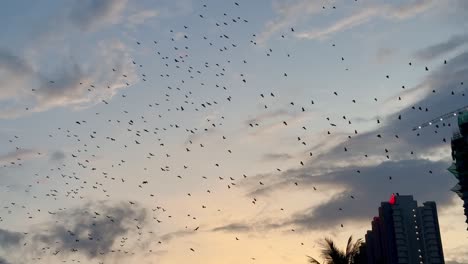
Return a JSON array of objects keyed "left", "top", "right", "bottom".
[{"left": 0, "top": 1, "right": 466, "bottom": 263}]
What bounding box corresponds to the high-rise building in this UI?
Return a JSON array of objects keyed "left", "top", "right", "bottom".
[
  {"left": 448, "top": 111, "right": 468, "bottom": 229},
  {"left": 362, "top": 194, "right": 445, "bottom": 264}
]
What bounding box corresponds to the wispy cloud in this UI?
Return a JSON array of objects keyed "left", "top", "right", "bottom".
[
  {"left": 67, "top": 0, "right": 128, "bottom": 32},
  {"left": 257, "top": 0, "right": 323, "bottom": 44},
  {"left": 296, "top": 1, "right": 436, "bottom": 40},
  {"left": 0, "top": 149, "right": 41, "bottom": 165},
  {"left": 0, "top": 256, "right": 12, "bottom": 264},
  {"left": 212, "top": 223, "right": 252, "bottom": 233},
  {"left": 238, "top": 49, "right": 468, "bottom": 232},
  {"left": 0, "top": 39, "right": 137, "bottom": 118},
  {"left": 414, "top": 33, "right": 468, "bottom": 61},
  {"left": 246, "top": 109, "right": 316, "bottom": 139},
  {"left": 160, "top": 229, "right": 197, "bottom": 243},
  {"left": 296, "top": 6, "right": 381, "bottom": 40},
  {"left": 0, "top": 0, "right": 141, "bottom": 119},
  {"left": 0, "top": 229, "right": 24, "bottom": 248},
  {"left": 0, "top": 201, "right": 152, "bottom": 263},
  {"left": 262, "top": 153, "right": 293, "bottom": 161},
  {"left": 277, "top": 159, "right": 454, "bottom": 231},
  {"left": 374, "top": 47, "right": 398, "bottom": 64},
  {"left": 49, "top": 150, "right": 66, "bottom": 162}
]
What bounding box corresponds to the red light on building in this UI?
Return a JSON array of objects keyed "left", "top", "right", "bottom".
[{"left": 389, "top": 193, "right": 396, "bottom": 205}]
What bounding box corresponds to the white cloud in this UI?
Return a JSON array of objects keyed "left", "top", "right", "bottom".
[
  {"left": 0, "top": 39, "right": 138, "bottom": 119},
  {"left": 296, "top": 6, "right": 380, "bottom": 40},
  {"left": 265, "top": 1, "right": 438, "bottom": 42}
]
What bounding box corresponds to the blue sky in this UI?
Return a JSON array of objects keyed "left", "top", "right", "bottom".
[{"left": 1, "top": 0, "right": 468, "bottom": 263}]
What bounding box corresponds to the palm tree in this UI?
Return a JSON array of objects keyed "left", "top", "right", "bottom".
[{"left": 306, "top": 236, "right": 363, "bottom": 264}]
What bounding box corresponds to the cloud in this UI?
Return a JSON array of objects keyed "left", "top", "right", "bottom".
[
  {"left": 0, "top": 39, "right": 137, "bottom": 118},
  {"left": 0, "top": 49, "right": 37, "bottom": 102},
  {"left": 296, "top": 7, "right": 381, "bottom": 40},
  {"left": 445, "top": 244, "right": 468, "bottom": 263},
  {"left": 245, "top": 109, "right": 293, "bottom": 126},
  {"left": 280, "top": 159, "right": 454, "bottom": 231},
  {"left": 246, "top": 109, "right": 314, "bottom": 138},
  {"left": 67, "top": 0, "right": 128, "bottom": 32},
  {"left": 389, "top": 0, "right": 436, "bottom": 20},
  {"left": 0, "top": 257, "right": 12, "bottom": 264},
  {"left": 375, "top": 47, "right": 398, "bottom": 63},
  {"left": 240, "top": 49, "right": 468, "bottom": 231},
  {"left": 127, "top": 10, "right": 160, "bottom": 25},
  {"left": 25, "top": 0, "right": 129, "bottom": 50},
  {"left": 160, "top": 229, "right": 196, "bottom": 243},
  {"left": 212, "top": 223, "right": 251, "bottom": 233},
  {"left": 0, "top": 0, "right": 141, "bottom": 119},
  {"left": 0, "top": 229, "right": 24, "bottom": 248},
  {"left": 262, "top": 153, "right": 293, "bottom": 161},
  {"left": 257, "top": 0, "right": 322, "bottom": 44},
  {"left": 49, "top": 151, "right": 66, "bottom": 162},
  {"left": 153, "top": 0, "right": 193, "bottom": 19},
  {"left": 0, "top": 149, "right": 40, "bottom": 165},
  {"left": 414, "top": 33, "right": 468, "bottom": 61},
  {"left": 296, "top": 1, "right": 436, "bottom": 40},
  {"left": 32, "top": 201, "right": 147, "bottom": 259}
]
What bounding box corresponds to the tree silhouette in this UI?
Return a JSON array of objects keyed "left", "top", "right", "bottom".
[{"left": 307, "top": 236, "right": 363, "bottom": 264}]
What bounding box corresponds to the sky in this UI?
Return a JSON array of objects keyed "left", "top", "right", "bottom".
[{"left": 1, "top": 0, "right": 468, "bottom": 263}]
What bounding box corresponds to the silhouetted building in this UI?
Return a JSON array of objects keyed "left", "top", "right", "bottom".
[
  {"left": 448, "top": 111, "right": 468, "bottom": 229},
  {"left": 362, "top": 194, "right": 444, "bottom": 264}
]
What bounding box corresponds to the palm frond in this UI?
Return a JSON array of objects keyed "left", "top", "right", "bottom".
[
  {"left": 307, "top": 236, "right": 364, "bottom": 264},
  {"left": 306, "top": 255, "right": 322, "bottom": 264},
  {"left": 322, "top": 237, "right": 346, "bottom": 264},
  {"left": 345, "top": 236, "right": 354, "bottom": 257},
  {"left": 345, "top": 236, "right": 363, "bottom": 263},
  {"left": 349, "top": 238, "right": 363, "bottom": 261}
]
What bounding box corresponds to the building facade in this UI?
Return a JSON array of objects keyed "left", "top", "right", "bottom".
[
  {"left": 363, "top": 194, "right": 444, "bottom": 264},
  {"left": 448, "top": 111, "right": 468, "bottom": 229}
]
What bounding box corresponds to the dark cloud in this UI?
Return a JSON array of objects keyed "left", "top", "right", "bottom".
[
  {"left": 415, "top": 33, "right": 468, "bottom": 61},
  {"left": 33, "top": 201, "right": 147, "bottom": 259},
  {"left": 0, "top": 256, "right": 12, "bottom": 264},
  {"left": 49, "top": 150, "right": 66, "bottom": 162},
  {"left": 212, "top": 223, "right": 251, "bottom": 233},
  {"left": 281, "top": 159, "right": 455, "bottom": 231},
  {"left": 0, "top": 228, "right": 23, "bottom": 248},
  {"left": 160, "top": 229, "right": 195, "bottom": 243},
  {"left": 242, "top": 49, "right": 468, "bottom": 231},
  {"left": 389, "top": 0, "right": 436, "bottom": 20},
  {"left": 262, "top": 153, "right": 293, "bottom": 161}
]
